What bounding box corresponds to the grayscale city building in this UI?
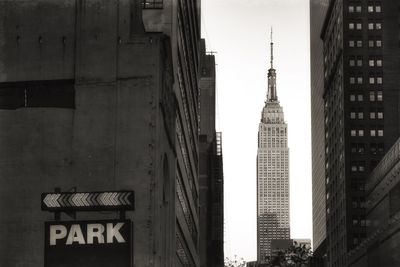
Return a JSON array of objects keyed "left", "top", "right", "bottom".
[
  {"left": 348, "top": 136, "right": 400, "bottom": 267},
  {"left": 257, "top": 36, "right": 290, "bottom": 262},
  {"left": 319, "top": 0, "right": 400, "bottom": 266},
  {"left": 199, "top": 39, "right": 224, "bottom": 267},
  {"left": 310, "top": 0, "right": 329, "bottom": 265},
  {"left": 0, "top": 1, "right": 222, "bottom": 267}
]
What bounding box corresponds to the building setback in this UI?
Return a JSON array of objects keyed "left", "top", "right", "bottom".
[
  {"left": 310, "top": 1, "right": 329, "bottom": 266},
  {"left": 0, "top": 1, "right": 206, "bottom": 266},
  {"left": 257, "top": 37, "right": 290, "bottom": 262},
  {"left": 348, "top": 137, "right": 400, "bottom": 267},
  {"left": 199, "top": 39, "right": 224, "bottom": 267},
  {"left": 321, "top": 0, "right": 400, "bottom": 266}
]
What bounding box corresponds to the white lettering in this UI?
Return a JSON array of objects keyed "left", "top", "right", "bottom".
[
  {"left": 66, "top": 224, "right": 85, "bottom": 245},
  {"left": 87, "top": 224, "right": 105, "bottom": 244},
  {"left": 50, "top": 225, "right": 67, "bottom": 246},
  {"left": 107, "top": 223, "right": 126, "bottom": 243},
  {"left": 49, "top": 222, "right": 127, "bottom": 246}
]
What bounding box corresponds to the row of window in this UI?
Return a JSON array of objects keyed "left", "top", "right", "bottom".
[
  {"left": 350, "top": 143, "right": 384, "bottom": 154},
  {"left": 348, "top": 5, "right": 381, "bottom": 13},
  {"left": 350, "top": 129, "right": 384, "bottom": 137},
  {"left": 350, "top": 111, "right": 383, "bottom": 119},
  {"left": 349, "top": 91, "right": 383, "bottom": 102},
  {"left": 349, "top": 76, "right": 383, "bottom": 84},
  {"left": 349, "top": 56, "right": 382, "bottom": 67},
  {"left": 349, "top": 22, "right": 382, "bottom": 30},
  {"left": 348, "top": 39, "right": 382, "bottom": 48},
  {"left": 351, "top": 163, "right": 365, "bottom": 172}
]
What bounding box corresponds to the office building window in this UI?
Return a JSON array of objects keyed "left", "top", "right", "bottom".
[
  {"left": 369, "top": 77, "right": 375, "bottom": 84},
  {"left": 377, "top": 91, "right": 383, "bottom": 101},
  {"left": 369, "top": 40, "right": 375, "bottom": 47},
  {"left": 370, "top": 130, "right": 376, "bottom": 136},
  {"left": 369, "top": 58, "right": 382, "bottom": 67},
  {"left": 368, "top": 23, "right": 374, "bottom": 30},
  {"left": 370, "top": 112, "right": 376, "bottom": 119},
  {"left": 369, "top": 91, "right": 375, "bottom": 101}
]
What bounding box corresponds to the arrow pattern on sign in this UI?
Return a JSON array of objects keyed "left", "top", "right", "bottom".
[{"left": 42, "top": 191, "right": 134, "bottom": 209}]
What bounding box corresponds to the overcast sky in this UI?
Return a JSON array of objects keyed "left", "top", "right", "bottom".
[{"left": 201, "top": 0, "right": 312, "bottom": 262}]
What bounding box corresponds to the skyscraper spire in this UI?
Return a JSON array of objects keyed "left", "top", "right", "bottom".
[
  {"left": 267, "top": 28, "right": 278, "bottom": 102},
  {"left": 270, "top": 27, "right": 273, "bottom": 69}
]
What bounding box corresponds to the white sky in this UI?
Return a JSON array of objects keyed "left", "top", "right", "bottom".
[{"left": 201, "top": 0, "right": 312, "bottom": 262}]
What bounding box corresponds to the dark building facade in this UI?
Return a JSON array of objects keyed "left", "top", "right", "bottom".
[
  {"left": 321, "top": 0, "right": 400, "bottom": 266},
  {"left": 348, "top": 137, "right": 400, "bottom": 267},
  {"left": 0, "top": 0, "right": 205, "bottom": 266},
  {"left": 310, "top": 0, "right": 329, "bottom": 265},
  {"left": 199, "top": 40, "right": 224, "bottom": 267}
]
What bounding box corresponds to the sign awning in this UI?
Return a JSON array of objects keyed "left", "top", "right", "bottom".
[{"left": 41, "top": 191, "right": 134, "bottom": 211}]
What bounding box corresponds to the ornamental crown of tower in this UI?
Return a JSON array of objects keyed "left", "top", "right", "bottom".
[{"left": 261, "top": 28, "right": 284, "bottom": 124}]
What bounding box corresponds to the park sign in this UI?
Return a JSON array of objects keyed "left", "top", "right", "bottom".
[
  {"left": 45, "top": 220, "right": 132, "bottom": 267},
  {"left": 41, "top": 191, "right": 134, "bottom": 211}
]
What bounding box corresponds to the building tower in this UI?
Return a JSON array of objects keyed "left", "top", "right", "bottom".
[
  {"left": 257, "top": 32, "right": 290, "bottom": 262},
  {"left": 199, "top": 39, "right": 224, "bottom": 267},
  {"left": 310, "top": 0, "right": 329, "bottom": 265},
  {"left": 321, "top": 1, "right": 400, "bottom": 266},
  {"left": 0, "top": 1, "right": 203, "bottom": 266}
]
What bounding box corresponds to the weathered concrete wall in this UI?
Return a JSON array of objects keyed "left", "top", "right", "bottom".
[
  {"left": 0, "top": 1, "right": 176, "bottom": 266},
  {"left": 0, "top": 0, "right": 76, "bottom": 82}
]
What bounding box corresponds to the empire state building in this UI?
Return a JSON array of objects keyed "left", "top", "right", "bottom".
[{"left": 257, "top": 34, "right": 290, "bottom": 262}]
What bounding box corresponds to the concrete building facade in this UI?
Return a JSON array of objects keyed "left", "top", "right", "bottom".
[
  {"left": 0, "top": 0, "right": 204, "bottom": 266},
  {"left": 310, "top": 0, "right": 329, "bottom": 264},
  {"left": 199, "top": 39, "right": 224, "bottom": 267},
  {"left": 257, "top": 38, "right": 290, "bottom": 262},
  {"left": 321, "top": 0, "right": 400, "bottom": 266}
]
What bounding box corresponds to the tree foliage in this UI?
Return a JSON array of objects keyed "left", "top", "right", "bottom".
[
  {"left": 267, "top": 242, "right": 312, "bottom": 267},
  {"left": 225, "top": 255, "right": 246, "bottom": 267}
]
